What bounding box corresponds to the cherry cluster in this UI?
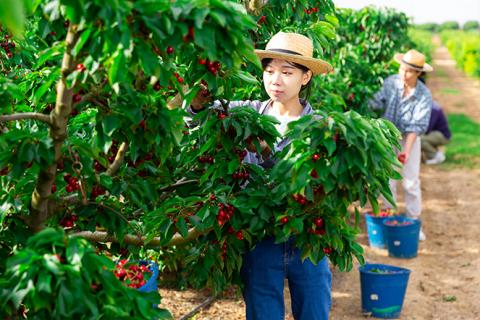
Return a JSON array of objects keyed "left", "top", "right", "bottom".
[
  {"left": 234, "top": 148, "right": 248, "bottom": 161},
  {"left": 304, "top": 7, "right": 319, "bottom": 14},
  {"left": 93, "top": 160, "right": 104, "bottom": 172},
  {"left": 232, "top": 169, "right": 249, "bottom": 181},
  {"left": 91, "top": 184, "right": 106, "bottom": 200},
  {"left": 308, "top": 216, "right": 327, "bottom": 236},
  {"left": 60, "top": 214, "right": 78, "bottom": 228},
  {"left": 64, "top": 174, "right": 80, "bottom": 193},
  {"left": 198, "top": 154, "right": 214, "bottom": 164},
  {"left": 1, "top": 33, "right": 15, "bottom": 59},
  {"left": 114, "top": 259, "right": 152, "bottom": 289},
  {"left": 216, "top": 202, "right": 235, "bottom": 226},
  {"left": 292, "top": 194, "right": 308, "bottom": 206},
  {"left": 198, "top": 58, "right": 221, "bottom": 76},
  {"left": 173, "top": 72, "right": 184, "bottom": 84}
]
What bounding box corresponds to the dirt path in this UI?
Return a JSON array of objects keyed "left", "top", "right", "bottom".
[{"left": 159, "top": 41, "right": 480, "bottom": 319}]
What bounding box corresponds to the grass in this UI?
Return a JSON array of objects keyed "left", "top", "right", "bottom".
[
  {"left": 444, "top": 113, "right": 480, "bottom": 168},
  {"left": 440, "top": 88, "right": 461, "bottom": 95}
]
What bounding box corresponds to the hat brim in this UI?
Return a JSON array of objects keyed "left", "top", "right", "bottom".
[
  {"left": 255, "top": 50, "right": 333, "bottom": 75},
  {"left": 394, "top": 53, "right": 433, "bottom": 72}
]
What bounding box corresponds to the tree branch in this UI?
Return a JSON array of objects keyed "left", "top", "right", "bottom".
[
  {"left": 179, "top": 296, "right": 218, "bottom": 320},
  {"left": 26, "top": 24, "right": 80, "bottom": 231},
  {"left": 158, "top": 177, "right": 199, "bottom": 192},
  {"left": 106, "top": 142, "right": 128, "bottom": 176},
  {"left": 72, "top": 227, "right": 206, "bottom": 247},
  {"left": 0, "top": 112, "right": 52, "bottom": 124}
]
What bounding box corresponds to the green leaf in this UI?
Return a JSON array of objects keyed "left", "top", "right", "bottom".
[
  {"left": 176, "top": 217, "right": 188, "bottom": 238},
  {"left": 36, "top": 271, "right": 52, "bottom": 293},
  {"left": 108, "top": 47, "right": 126, "bottom": 88},
  {"left": 66, "top": 238, "right": 85, "bottom": 266},
  {"left": 72, "top": 28, "right": 92, "bottom": 57},
  {"left": 0, "top": 0, "right": 25, "bottom": 37}
]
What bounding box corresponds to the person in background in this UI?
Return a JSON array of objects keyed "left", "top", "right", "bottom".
[
  {"left": 421, "top": 101, "right": 452, "bottom": 165},
  {"left": 370, "top": 49, "right": 433, "bottom": 241}
]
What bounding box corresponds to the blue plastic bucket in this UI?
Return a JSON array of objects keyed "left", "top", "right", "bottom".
[
  {"left": 359, "top": 263, "right": 411, "bottom": 318},
  {"left": 365, "top": 213, "right": 390, "bottom": 248},
  {"left": 383, "top": 217, "right": 421, "bottom": 258},
  {"left": 137, "top": 260, "right": 159, "bottom": 293}
]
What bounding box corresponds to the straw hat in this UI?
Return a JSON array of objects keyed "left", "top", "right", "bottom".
[
  {"left": 394, "top": 49, "right": 433, "bottom": 72},
  {"left": 254, "top": 32, "right": 333, "bottom": 75}
]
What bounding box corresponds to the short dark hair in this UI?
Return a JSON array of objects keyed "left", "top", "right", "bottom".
[{"left": 261, "top": 58, "right": 312, "bottom": 99}]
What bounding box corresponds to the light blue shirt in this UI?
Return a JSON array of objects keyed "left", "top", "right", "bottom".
[{"left": 371, "top": 75, "right": 432, "bottom": 135}]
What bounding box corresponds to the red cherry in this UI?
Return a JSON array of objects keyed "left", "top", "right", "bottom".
[
  {"left": 210, "top": 194, "right": 216, "bottom": 201},
  {"left": 188, "top": 26, "right": 195, "bottom": 39},
  {"left": 257, "top": 15, "right": 267, "bottom": 24},
  {"left": 236, "top": 231, "right": 244, "bottom": 240},
  {"left": 323, "top": 247, "right": 333, "bottom": 255},
  {"left": 313, "top": 217, "right": 324, "bottom": 228},
  {"left": 0, "top": 167, "right": 9, "bottom": 176},
  {"left": 310, "top": 169, "right": 319, "bottom": 178},
  {"left": 177, "top": 77, "right": 184, "bottom": 84},
  {"left": 217, "top": 113, "right": 226, "bottom": 120},
  {"left": 6, "top": 52, "right": 13, "bottom": 59},
  {"left": 51, "top": 184, "right": 57, "bottom": 193},
  {"left": 208, "top": 66, "right": 217, "bottom": 75},
  {"left": 153, "top": 82, "right": 161, "bottom": 91},
  {"left": 198, "top": 58, "right": 207, "bottom": 65},
  {"left": 280, "top": 217, "right": 289, "bottom": 224},
  {"left": 166, "top": 46, "right": 174, "bottom": 54},
  {"left": 72, "top": 93, "right": 82, "bottom": 103},
  {"left": 76, "top": 63, "right": 86, "bottom": 72},
  {"left": 312, "top": 153, "right": 320, "bottom": 162}
]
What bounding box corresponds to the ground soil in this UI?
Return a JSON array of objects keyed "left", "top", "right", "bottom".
[{"left": 159, "top": 39, "right": 480, "bottom": 319}]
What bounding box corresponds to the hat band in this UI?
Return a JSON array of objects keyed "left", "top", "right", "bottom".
[
  {"left": 401, "top": 59, "right": 423, "bottom": 70},
  {"left": 268, "top": 48, "right": 304, "bottom": 56}
]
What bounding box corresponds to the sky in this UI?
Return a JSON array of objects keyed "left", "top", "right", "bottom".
[{"left": 334, "top": 0, "right": 480, "bottom": 25}]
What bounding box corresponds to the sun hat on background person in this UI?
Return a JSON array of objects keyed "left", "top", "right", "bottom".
[{"left": 394, "top": 49, "right": 434, "bottom": 73}]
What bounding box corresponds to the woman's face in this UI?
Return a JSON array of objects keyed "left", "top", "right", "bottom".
[
  {"left": 263, "top": 59, "right": 312, "bottom": 104},
  {"left": 399, "top": 64, "right": 421, "bottom": 87}
]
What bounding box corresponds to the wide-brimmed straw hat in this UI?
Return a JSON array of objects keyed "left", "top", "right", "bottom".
[
  {"left": 394, "top": 49, "right": 433, "bottom": 72},
  {"left": 254, "top": 32, "right": 333, "bottom": 75}
]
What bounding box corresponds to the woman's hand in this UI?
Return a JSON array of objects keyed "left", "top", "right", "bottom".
[
  {"left": 167, "top": 83, "right": 211, "bottom": 111},
  {"left": 247, "top": 137, "right": 272, "bottom": 158}
]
